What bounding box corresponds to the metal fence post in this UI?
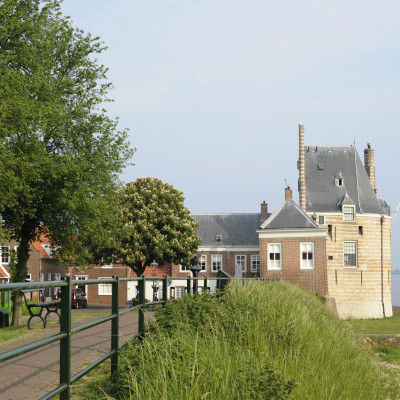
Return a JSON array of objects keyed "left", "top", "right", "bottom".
[
  {"left": 187, "top": 276, "right": 192, "bottom": 296},
  {"left": 138, "top": 275, "right": 146, "bottom": 337},
  {"left": 60, "top": 276, "right": 72, "bottom": 400},
  {"left": 162, "top": 275, "right": 168, "bottom": 307},
  {"left": 111, "top": 276, "right": 119, "bottom": 377},
  {"left": 204, "top": 277, "right": 208, "bottom": 293}
]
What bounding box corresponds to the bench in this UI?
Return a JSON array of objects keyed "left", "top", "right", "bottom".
[{"left": 21, "top": 289, "right": 61, "bottom": 329}]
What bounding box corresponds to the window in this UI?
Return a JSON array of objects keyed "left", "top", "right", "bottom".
[
  {"left": 54, "top": 273, "right": 61, "bottom": 295},
  {"left": 174, "top": 286, "right": 186, "bottom": 298},
  {"left": 0, "top": 246, "right": 10, "bottom": 264},
  {"left": 180, "top": 264, "right": 190, "bottom": 272},
  {"left": 200, "top": 255, "right": 207, "bottom": 271},
  {"left": 318, "top": 216, "right": 325, "bottom": 225},
  {"left": 25, "top": 274, "right": 31, "bottom": 282},
  {"left": 235, "top": 255, "right": 246, "bottom": 273},
  {"left": 344, "top": 242, "right": 357, "bottom": 267},
  {"left": 98, "top": 277, "right": 112, "bottom": 295},
  {"left": 268, "top": 243, "right": 282, "bottom": 270},
  {"left": 251, "top": 255, "right": 260, "bottom": 272},
  {"left": 211, "top": 254, "right": 222, "bottom": 272},
  {"left": 359, "top": 226, "right": 363, "bottom": 235},
  {"left": 300, "top": 242, "right": 314, "bottom": 269},
  {"left": 343, "top": 205, "right": 355, "bottom": 222}
]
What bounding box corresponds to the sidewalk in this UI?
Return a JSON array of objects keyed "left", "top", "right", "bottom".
[{"left": 0, "top": 306, "right": 144, "bottom": 400}]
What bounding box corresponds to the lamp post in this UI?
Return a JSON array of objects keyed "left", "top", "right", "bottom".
[
  {"left": 150, "top": 260, "right": 158, "bottom": 304},
  {"left": 190, "top": 251, "right": 203, "bottom": 294}
]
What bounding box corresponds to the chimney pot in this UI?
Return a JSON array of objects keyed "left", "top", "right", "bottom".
[{"left": 285, "top": 186, "right": 293, "bottom": 200}]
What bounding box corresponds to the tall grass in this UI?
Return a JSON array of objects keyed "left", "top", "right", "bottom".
[{"left": 85, "top": 281, "right": 400, "bottom": 399}]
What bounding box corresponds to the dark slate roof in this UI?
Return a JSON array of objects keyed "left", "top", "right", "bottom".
[
  {"left": 305, "top": 146, "right": 388, "bottom": 214},
  {"left": 192, "top": 214, "right": 263, "bottom": 246},
  {"left": 337, "top": 192, "right": 356, "bottom": 207},
  {"left": 260, "top": 199, "right": 318, "bottom": 230},
  {"left": 378, "top": 198, "right": 391, "bottom": 216}
]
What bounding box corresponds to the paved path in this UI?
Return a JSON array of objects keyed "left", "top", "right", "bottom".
[{"left": 0, "top": 306, "right": 147, "bottom": 400}]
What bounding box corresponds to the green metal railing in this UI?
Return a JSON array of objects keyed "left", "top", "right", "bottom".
[{"left": 0, "top": 273, "right": 232, "bottom": 400}]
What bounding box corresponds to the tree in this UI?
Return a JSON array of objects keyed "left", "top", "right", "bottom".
[
  {"left": 0, "top": 0, "right": 133, "bottom": 325},
  {"left": 115, "top": 178, "right": 201, "bottom": 276}
]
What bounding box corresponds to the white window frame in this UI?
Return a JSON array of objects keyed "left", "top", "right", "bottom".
[
  {"left": 318, "top": 216, "right": 325, "bottom": 225},
  {"left": 174, "top": 286, "right": 186, "bottom": 298},
  {"left": 343, "top": 205, "right": 355, "bottom": 222},
  {"left": 344, "top": 241, "right": 357, "bottom": 268},
  {"left": 0, "top": 245, "right": 10, "bottom": 264},
  {"left": 268, "top": 243, "right": 282, "bottom": 270},
  {"left": 180, "top": 264, "right": 190, "bottom": 272},
  {"left": 25, "top": 274, "right": 32, "bottom": 282},
  {"left": 235, "top": 255, "right": 246, "bottom": 273},
  {"left": 211, "top": 254, "right": 222, "bottom": 272},
  {"left": 251, "top": 255, "right": 260, "bottom": 272},
  {"left": 54, "top": 273, "right": 62, "bottom": 295},
  {"left": 300, "top": 242, "right": 314, "bottom": 270},
  {"left": 200, "top": 254, "right": 207, "bottom": 271},
  {"left": 98, "top": 277, "right": 113, "bottom": 295}
]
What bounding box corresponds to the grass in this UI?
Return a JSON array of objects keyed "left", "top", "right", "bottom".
[
  {"left": 348, "top": 315, "right": 400, "bottom": 334},
  {"left": 0, "top": 324, "right": 28, "bottom": 342},
  {"left": 76, "top": 281, "right": 400, "bottom": 400}
]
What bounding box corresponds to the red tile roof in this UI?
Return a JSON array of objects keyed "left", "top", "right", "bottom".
[
  {"left": 0, "top": 264, "right": 10, "bottom": 278},
  {"left": 31, "top": 233, "right": 52, "bottom": 259}
]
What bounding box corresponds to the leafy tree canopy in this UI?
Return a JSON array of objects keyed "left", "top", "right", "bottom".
[
  {"left": 0, "top": 0, "right": 133, "bottom": 324},
  {"left": 115, "top": 178, "right": 201, "bottom": 275}
]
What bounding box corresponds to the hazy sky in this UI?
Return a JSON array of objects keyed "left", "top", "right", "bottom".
[{"left": 61, "top": 1, "right": 400, "bottom": 267}]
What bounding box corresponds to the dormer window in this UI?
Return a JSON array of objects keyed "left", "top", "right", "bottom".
[
  {"left": 343, "top": 205, "right": 355, "bottom": 222},
  {"left": 335, "top": 172, "right": 344, "bottom": 187}
]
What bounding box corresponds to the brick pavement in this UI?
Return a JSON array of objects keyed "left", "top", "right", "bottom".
[{"left": 0, "top": 307, "right": 144, "bottom": 400}]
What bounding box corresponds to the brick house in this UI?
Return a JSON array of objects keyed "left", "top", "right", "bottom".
[
  {"left": 0, "top": 241, "right": 41, "bottom": 284},
  {"left": 258, "top": 187, "right": 327, "bottom": 296}
]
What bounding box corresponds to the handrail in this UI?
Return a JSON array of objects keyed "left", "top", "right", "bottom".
[{"left": 0, "top": 274, "right": 232, "bottom": 399}]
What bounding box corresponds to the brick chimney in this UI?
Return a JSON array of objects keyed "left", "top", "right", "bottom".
[
  {"left": 364, "top": 143, "right": 377, "bottom": 195},
  {"left": 298, "top": 124, "right": 306, "bottom": 209},
  {"left": 285, "top": 186, "right": 293, "bottom": 200},
  {"left": 261, "top": 201, "right": 268, "bottom": 220}
]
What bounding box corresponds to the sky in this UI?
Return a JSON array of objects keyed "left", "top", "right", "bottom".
[{"left": 61, "top": 0, "right": 400, "bottom": 268}]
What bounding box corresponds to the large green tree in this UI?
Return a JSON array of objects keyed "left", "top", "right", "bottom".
[
  {"left": 115, "top": 178, "right": 201, "bottom": 276},
  {"left": 0, "top": 0, "right": 133, "bottom": 325}
]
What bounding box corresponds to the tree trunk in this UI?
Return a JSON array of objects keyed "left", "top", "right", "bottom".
[
  {"left": 11, "top": 292, "right": 23, "bottom": 326},
  {"left": 11, "top": 225, "right": 31, "bottom": 326}
]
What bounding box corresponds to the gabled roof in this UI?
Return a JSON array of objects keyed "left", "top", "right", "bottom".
[
  {"left": 260, "top": 199, "right": 318, "bottom": 230},
  {"left": 0, "top": 264, "right": 10, "bottom": 278},
  {"left": 192, "top": 214, "right": 263, "bottom": 246},
  {"left": 305, "top": 146, "right": 388, "bottom": 214},
  {"left": 31, "top": 233, "right": 53, "bottom": 259},
  {"left": 337, "top": 192, "right": 356, "bottom": 207}
]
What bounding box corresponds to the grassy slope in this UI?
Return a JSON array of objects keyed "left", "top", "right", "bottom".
[{"left": 81, "top": 281, "right": 400, "bottom": 400}]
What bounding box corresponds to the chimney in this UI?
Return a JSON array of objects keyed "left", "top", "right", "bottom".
[
  {"left": 364, "top": 143, "right": 377, "bottom": 195},
  {"left": 285, "top": 186, "right": 293, "bottom": 200},
  {"left": 298, "top": 124, "right": 306, "bottom": 209},
  {"left": 261, "top": 201, "right": 268, "bottom": 220}
]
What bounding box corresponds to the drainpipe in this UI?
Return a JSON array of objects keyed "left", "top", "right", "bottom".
[{"left": 381, "top": 215, "right": 385, "bottom": 318}]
